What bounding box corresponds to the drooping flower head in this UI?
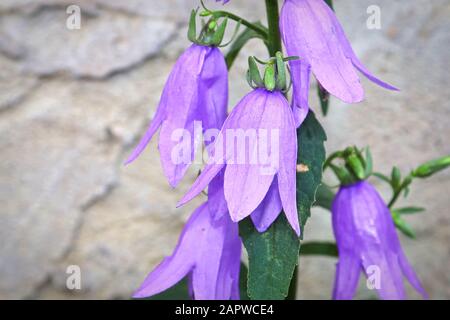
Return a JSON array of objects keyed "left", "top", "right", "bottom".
[
  {"left": 280, "top": 0, "right": 398, "bottom": 126},
  {"left": 133, "top": 196, "right": 241, "bottom": 300},
  {"left": 326, "top": 147, "right": 428, "bottom": 300},
  {"left": 332, "top": 180, "right": 428, "bottom": 300},
  {"left": 125, "top": 13, "right": 229, "bottom": 187},
  {"left": 178, "top": 55, "right": 300, "bottom": 235}
]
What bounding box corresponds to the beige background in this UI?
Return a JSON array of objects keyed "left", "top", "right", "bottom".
[{"left": 0, "top": 0, "right": 449, "bottom": 299}]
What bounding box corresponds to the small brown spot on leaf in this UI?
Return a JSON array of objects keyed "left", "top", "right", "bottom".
[{"left": 297, "top": 164, "right": 309, "bottom": 173}]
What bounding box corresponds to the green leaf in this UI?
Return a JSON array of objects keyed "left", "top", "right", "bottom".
[
  {"left": 239, "top": 216, "right": 299, "bottom": 300},
  {"left": 225, "top": 23, "right": 267, "bottom": 69},
  {"left": 300, "top": 241, "right": 338, "bottom": 257},
  {"left": 318, "top": 85, "right": 330, "bottom": 116},
  {"left": 314, "top": 184, "right": 334, "bottom": 210},
  {"left": 392, "top": 207, "right": 425, "bottom": 215},
  {"left": 373, "top": 172, "right": 391, "bottom": 184},
  {"left": 239, "top": 263, "right": 249, "bottom": 300},
  {"left": 296, "top": 111, "right": 327, "bottom": 236}
]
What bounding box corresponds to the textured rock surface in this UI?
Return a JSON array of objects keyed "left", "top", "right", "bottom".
[{"left": 0, "top": 0, "right": 448, "bottom": 299}]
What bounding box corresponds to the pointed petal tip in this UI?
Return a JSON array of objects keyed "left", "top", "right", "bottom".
[
  {"left": 177, "top": 190, "right": 197, "bottom": 208},
  {"left": 287, "top": 213, "right": 301, "bottom": 237},
  {"left": 294, "top": 224, "right": 301, "bottom": 237},
  {"left": 229, "top": 209, "right": 248, "bottom": 224},
  {"left": 176, "top": 199, "right": 186, "bottom": 208},
  {"left": 168, "top": 178, "right": 179, "bottom": 189},
  {"left": 124, "top": 155, "right": 137, "bottom": 166},
  {"left": 131, "top": 288, "right": 147, "bottom": 299},
  {"left": 254, "top": 223, "right": 269, "bottom": 233}
]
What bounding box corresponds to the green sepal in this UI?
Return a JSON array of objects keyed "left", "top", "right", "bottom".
[
  {"left": 248, "top": 56, "right": 263, "bottom": 87},
  {"left": 275, "top": 51, "right": 287, "bottom": 91},
  {"left": 211, "top": 18, "right": 228, "bottom": 46},
  {"left": 346, "top": 154, "right": 366, "bottom": 181},
  {"left": 263, "top": 64, "right": 276, "bottom": 91},
  {"left": 188, "top": 9, "right": 198, "bottom": 43}
]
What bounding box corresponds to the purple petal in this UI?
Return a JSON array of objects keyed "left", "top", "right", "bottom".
[
  {"left": 208, "top": 169, "right": 229, "bottom": 220},
  {"left": 124, "top": 103, "right": 165, "bottom": 165},
  {"left": 191, "top": 209, "right": 227, "bottom": 300},
  {"left": 325, "top": 5, "right": 399, "bottom": 91},
  {"left": 177, "top": 162, "right": 225, "bottom": 207},
  {"left": 332, "top": 181, "right": 427, "bottom": 300},
  {"left": 191, "top": 209, "right": 241, "bottom": 300},
  {"left": 158, "top": 45, "right": 211, "bottom": 187},
  {"left": 397, "top": 249, "right": 428, "bottom": 299},
  {"left": 275, "top": 94, "right": 300, "bottom": 236},
  {"left": 212, "top": 215, "right": 242, "bottom": 300},
  {"left": 224, "top": 89, "right": 283, "bottom": 222},
  {"left": 132, "top": 203, "right": 207, "bottom": 298},
  {"left": 178, "top": 89, "right": 268, "bottom": 207},
  {"left": 360, "top": 244, "right": 406, "bottom": 300},
  {"left": 281, "top": 0, "right": 364, "bottom": 104},
  {"left": 198, "top": 47, "right": 228, "bottom": 134},
  {"left": 332, "top": 252, "right": 361, "bottom": 300},
  {"left": 250, "top": 178, "right": 283, "bottom": 233},
  {"left": 351, "top": 183, "right": 406, "bottom": 299},
  {"left": 290, "top": 60, "right": 311, "bottom": 127}
]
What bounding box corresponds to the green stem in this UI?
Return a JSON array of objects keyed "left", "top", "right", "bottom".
[
  {"left": 388, "top": 175, "right": 412, "bottom": 208},
  {"left": 212, "top": 11, "right": 268, "bottom": 38},
  {"left": 264, "top": 0, "right": 283, "bottom": 56},
  {"left": 287, "top": 266, "right": 298, "bottom": 300}
]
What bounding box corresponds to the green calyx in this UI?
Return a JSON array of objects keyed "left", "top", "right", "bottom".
[
  {"left": 188, "top": 9, "right": 229, "bottom": 47},
  {"left": 246, "top": 52, "right": 298, "bottom": 92},
  {"left": 325, "top": 146, "right": 373, "bottom": 186}
]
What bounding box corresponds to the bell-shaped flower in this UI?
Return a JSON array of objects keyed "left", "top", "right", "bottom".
[
  {"left": 280, "top": 0, "right": 397, "bottom": 126},
  {"left": 133, "top": 198, "right": 241, "bottom": 300},
  {"left": 125, "top": 43, "right": 228, "bottom": 187},
  {"left": 178, "top": 88, "right": 300, "bottom": 235},
  {"left": 332, "top": 180, "right": 428, "bottom": 300}
]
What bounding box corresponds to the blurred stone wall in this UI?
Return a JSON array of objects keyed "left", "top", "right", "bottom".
[{"left": 0, "top": 0, "right": 448, "bottom": 299}]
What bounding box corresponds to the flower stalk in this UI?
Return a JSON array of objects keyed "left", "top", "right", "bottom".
[{"left": 265, "top": 0, "right": 283, "bottom": 56}]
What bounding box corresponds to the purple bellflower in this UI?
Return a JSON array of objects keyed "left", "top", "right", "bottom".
[
  {"left": 125, "top": 44, "right": 228, "bottom": 187},
  {"left": 133, "top": 193, "right": 241, "bottom": 300},
  {"left": 178, "top": 88, "right": 300, "bottom": 235},
  {"left": 332, "top": 180, "right": 428, "bottom": 300},
  {"left": 280, "top": 0, "right": 398, "bottom": 126}
]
